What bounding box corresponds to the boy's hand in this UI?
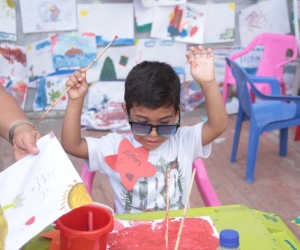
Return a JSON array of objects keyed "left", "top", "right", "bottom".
[
  {"left": 186, "top": 46, "right": 215, "bottom": 87},
  {"left": 66, "top": 68, "right": 88, "bottom": 100}
]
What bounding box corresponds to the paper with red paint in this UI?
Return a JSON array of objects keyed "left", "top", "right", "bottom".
[
  {"left": 151, "top": 3, "right": 206, "bottom": 44},
  {"left": 0, "top": 132, "right": 92, "bottom": 250},
  {"left": 105, "top": 138, "right": 156, "bottom": 191},
  {"left": 107, "top": 216, "right": 219, "bottom": 249}
]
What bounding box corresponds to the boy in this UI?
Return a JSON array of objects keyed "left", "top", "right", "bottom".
[{"left": 62, "top": 45, "right": 228, "bottom": 214}]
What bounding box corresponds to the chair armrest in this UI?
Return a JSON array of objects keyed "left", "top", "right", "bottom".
[
  {"left": 248, "top": 76, "right": 281, "bottom": 95},
  {"left": 276, "top": 57, "right": 298, "bottom": 69}
]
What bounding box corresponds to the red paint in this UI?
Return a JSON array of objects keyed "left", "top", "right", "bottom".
[
  {"left": 108, "top": 218, "right": 219, "bottom": 249},
  {"left": 0, "top": 46, "right": 27, "bottom": 66},
  {"left": 190, "top": 26, "right": 198, "bottom": 37},
  {"left": 115, "top": 35, "right": 118, "bottom": 39},
  {"left": 25, "top": 216, "right": 35, "bottom": 225},
  {"left": 105, "top": 138, "right": 156, "bottom": 191}
]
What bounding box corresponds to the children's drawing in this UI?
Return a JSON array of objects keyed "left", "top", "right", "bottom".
[
  {"left": 181, "top": 80, "right": 205, "bottom": 113},
  {"left": 0, "top": 132, "right": 92, "bottom": 250},
  {"left": 81, "top": 81, "right": 129, "bottom": 131},
  {"left": 204, "top": 3, "right": 235, "bottom": 44},
  {"left": 0, "top": 0, "right": 16, "bottom": 41},
  {"left": 51, "top": 32, "right": 97, "bottom": 71},
  {"left": 86, "top": 46, "right": 135, "bottom": 83},
  {"left": 0, "top": 43, "right": 28, "bottom": 80},
  {"left": 19, "top": 0, "right": 77, "bottom": 33},
  {"left": 0, "top": 77, "right": 28, "bottom": 109},
  {"left": 135, "top": 39, "right": 186, "bottom": 77},
  {"left": 26, "top": 39, "right": 55, "bottom": 83},
  {"left": 133, "top": 0, "right": 153, "bottom": 32},
  {"left": 151, "top": 3, "right": 206, "bottom": 44},
  {"left": 107, "top": 217, "right": 218, "bottom": 249},
  {"left": 33, "top": 75, "right": 69, "bottom": 111},
  {"left": 238, "top": 0, "right": 290, "bottom": 46},
  {"left": 77, "top": 3, "right": 134, "bottom": 45}
]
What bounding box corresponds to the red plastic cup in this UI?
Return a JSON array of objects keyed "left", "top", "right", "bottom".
[{"left": 55, "top": 204, "right": 114, "bottom": 250}]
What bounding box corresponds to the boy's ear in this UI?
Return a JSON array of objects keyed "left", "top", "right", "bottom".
[{"left": 121, "top": 102, "right": 128, "bottom": 119}]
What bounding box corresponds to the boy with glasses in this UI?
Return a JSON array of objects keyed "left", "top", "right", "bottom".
[{"left": 62, "top": 45, "right": 228, "bottom": 214}]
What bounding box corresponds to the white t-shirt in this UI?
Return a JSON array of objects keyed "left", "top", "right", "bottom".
[{"left": 85, "top": 122, "right": 211, "bottom": 214}]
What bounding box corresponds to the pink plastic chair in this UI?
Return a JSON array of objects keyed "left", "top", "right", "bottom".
[
  {"left": 222, "top": 33, "right": 298, "bottom": 103},
  {"left": 81, "top": 158, "right": 220, "bottom": 207}
]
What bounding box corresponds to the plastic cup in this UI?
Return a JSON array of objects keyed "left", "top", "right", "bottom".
[{"left": 55, "top": 204, "right": 114, "bottom": 250}]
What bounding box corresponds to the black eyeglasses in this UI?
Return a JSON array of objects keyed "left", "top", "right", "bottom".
[{"left": 128, "top": 113, "right": 180, "bottom": 138}]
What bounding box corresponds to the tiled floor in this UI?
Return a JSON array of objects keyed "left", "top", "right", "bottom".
[{"left": 1, "top": 105, "right": 300, "bottom": 240}]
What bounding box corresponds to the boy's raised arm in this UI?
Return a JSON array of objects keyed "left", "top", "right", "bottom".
[
  {"left": 186, "top": 46, "right": 228, "bottom": 146},
  {"left": 61, "top": 69, "right": 89, "bottom": 159}
]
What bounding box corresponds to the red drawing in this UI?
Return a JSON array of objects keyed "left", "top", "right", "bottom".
[{"left": 25, "top": 216, "right": 35, "bottom": 226}]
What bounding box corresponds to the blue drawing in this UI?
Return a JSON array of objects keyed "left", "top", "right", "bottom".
[
  {"left": 35, "top": 77, "right": 47, "bottom": 110},
  {"left": 52, "top": 33, "right": 97, "bottom": 70},
  {"left": 96, "top": 36, "right": 134, "bottom": 46},
  {"left": 39, "top": 2, "right": 60, "bottom": 22}
]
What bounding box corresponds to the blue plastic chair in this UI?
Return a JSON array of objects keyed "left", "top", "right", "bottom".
[{"left": 226, "top": 57, "right": 300, "bottom": 183}]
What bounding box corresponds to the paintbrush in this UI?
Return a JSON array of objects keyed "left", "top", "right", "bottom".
[{"left": 39, "top": 36, "right": 118, "bottom": 121}]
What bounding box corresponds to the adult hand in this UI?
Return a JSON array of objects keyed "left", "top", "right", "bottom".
[{"left": 12, "top": 124, "right": 41, "bottom": 161}]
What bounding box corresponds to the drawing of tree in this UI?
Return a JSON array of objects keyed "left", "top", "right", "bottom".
[{"left": 99, "top": 57, "right": 117, "bottom": 81}]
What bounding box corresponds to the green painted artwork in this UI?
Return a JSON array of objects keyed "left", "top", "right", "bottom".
[{"left": 99, "top": 57, "right": 117, "bottom": 81}]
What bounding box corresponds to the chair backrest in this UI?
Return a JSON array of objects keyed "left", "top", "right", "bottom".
[
  {"left": 224, "top": 33, "right": 298, "bottom": 85},
  {"left": 81, "top": 158, "right": 221, "bottom": 208},
  {"left": 226, "top": 57, "right": 253, "bottom": 118}
]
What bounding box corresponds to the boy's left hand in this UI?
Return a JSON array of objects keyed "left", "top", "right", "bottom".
[{"left": 186, "top": 45, "right": 215, "bottom": 87}]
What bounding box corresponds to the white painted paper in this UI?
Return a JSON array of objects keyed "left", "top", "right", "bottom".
[
  {"left": 26, "top": 39, "right": 55, "bottom": 83},
  {"left": 238, "top": 0, "right": 291, "bottom": 46},
  {"left": 86, "top": 46, "right": 136, "bottom": 83},
  {"left": 0, "top": 132, "right": 92, "bottom": 250},
  {"left": 135, "top": 38, "right": 186, "bottom": 76},
  {"left": 19, "top": 0, "right": 77, "bottom": 33},
  {"left": 77, "top": 3, "right": 134, "bottom": 45},
  {"left": 151, "top": 3, "right": 206, "bottom": 44},
  {"left": 204, "top": 3, "right": 235, "bottom": 44},
  {"left": 142, "top": 0, "right": 187, "bottom": 7},
  {"left": 133, "top": 0, "right": 154, "bottom": 32},
  {"left": 0, "top": 0, "right": 16, "bottom": 41}
]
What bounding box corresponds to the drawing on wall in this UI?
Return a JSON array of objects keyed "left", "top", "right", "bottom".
[
  {"left": 133, "top": 0, "right": 154, "bottom": 32},
  {"left": 204, "top": 3, "right": 235, "bottom": 44},
  {"left": 33, "top": 75, "right": 69, "bottom": 111},
  {"left": 81, "top": 81, "right": 129, "bottom": 131},
  {"left": 0, "top": 0, "right": 16, "bottom": 41},
  {"left": 151, "top": 3, "right": 206, "bottom": 44},
  {"left": 0, "top": 77, "right": 28, "bottom": 109},
  {"left": 135, "top": 39, "right": 186, "bottom": 77},
  {"left": 0, "top": 43, "right": 28, "bottom": 80},
  {"left": 77, "top": 3, "right": 134, "bottom": 45},
  {"left": 51, "top": 32, "right": 97, "bottom": 70},
  {"left": 0, "top": 132, "right": 92, "bottom": 250},
  {"left": 26, "top": 39, "right": 55, "bottom": 83},
  {"left": 86, "top": 46, "right": 136, "bottom": 83},
  {"left": 19, "top": 0, "right": 77, "bottom": 33},
  {"left": 238, "top": 0, "right": 290, "bottom": 46}
]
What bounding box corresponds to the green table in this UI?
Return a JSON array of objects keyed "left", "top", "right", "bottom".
[{"left": 23, "top": 204, "right": 300, "bottom": 250}]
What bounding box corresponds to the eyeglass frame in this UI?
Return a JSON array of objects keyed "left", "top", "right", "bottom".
[{"left": 127, "top": 110, "right": 181, "bottom": 138}]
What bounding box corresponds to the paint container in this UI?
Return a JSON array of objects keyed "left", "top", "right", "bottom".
[{"left": 55, "top": 204, "right": 114, "bottom": 250}]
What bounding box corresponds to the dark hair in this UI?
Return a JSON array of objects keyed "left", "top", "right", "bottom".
[{"left": 124, "top": 61, "right": 181, "bottom": 113}]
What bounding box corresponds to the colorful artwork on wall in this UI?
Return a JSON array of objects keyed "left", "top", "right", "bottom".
[
  {"left": 86, "top": 46, "right": 136, "bottom": 83},
  {"left": 133, "top": 0, "right": 153, "bottom": 32},
  {"left": 238, "top": 0, "right": 290, "bottom": 46},
  {"left": 51, "top": 32, "right": 97, "bottom": 71},
  {"left": 26, "top": 39, "right": 55, "bottom": 83},
  {"left": 19, "top": 0, "right": 77, "bottom": 33},
  {"left": 77, "top": 3, "right": 134, "bottom": 45},
  {"left": 0, "top": 43, "right": 28, "bottom": 80},
  {"left": 0, "top": 0, "right": 16, "bottom": 41},
  {"left": 141, "top": 0, "right": 187, "bottom": 7},
  {"left": 151, "top": 3, "right": 206, "bottom": 44},
  {"left": 33, "top": 75, "right": 69, "bottom": 111},
  {"left": 204, "top": 3, "right": 235, "bottom": 44},
  {"left": 0, "top": 77, "right": 28, "bottom": 109}
]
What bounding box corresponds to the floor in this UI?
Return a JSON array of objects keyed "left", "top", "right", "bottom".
[{"left": 1, "top": 105, "right": 300, "bottom": 240}]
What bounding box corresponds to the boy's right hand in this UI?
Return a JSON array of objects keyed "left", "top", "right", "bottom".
[{"left": 66, "top": 68, "right": 88, "bottom": 101}]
